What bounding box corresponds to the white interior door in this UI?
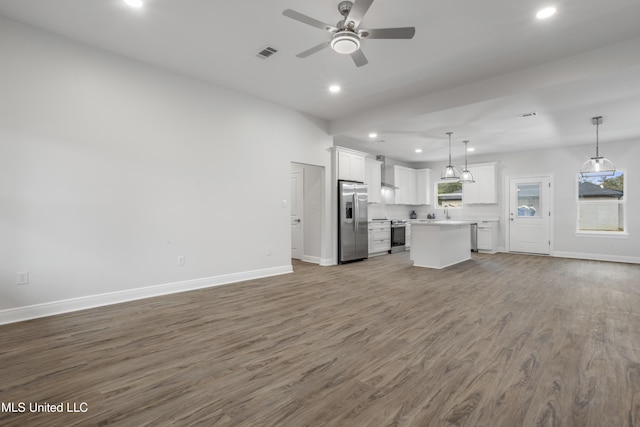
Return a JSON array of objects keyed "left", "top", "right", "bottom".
[
  {"left": 509, "top": 176, "right": 551, "bottom": 254},
  {"left": 290, "top": 170, "right": 303, "bottom": 260}
]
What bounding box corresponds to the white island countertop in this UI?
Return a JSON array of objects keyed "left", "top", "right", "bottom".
[
  {"left": 410, "top": 219, "right": 474, "bottom": 225},
  {"left": 410, "top": 221, "right": 472, "bottom": 269}
]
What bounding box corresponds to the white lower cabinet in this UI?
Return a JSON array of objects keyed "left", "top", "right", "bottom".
[
  {"left": 405, "top": 224, "right": 411, "bottom": 249},
  {"left": 368, "top": 221, "right": 391, "bottom": 256},
  {"left": 477, "top": 221, "right": 498, "bottom": 253}
]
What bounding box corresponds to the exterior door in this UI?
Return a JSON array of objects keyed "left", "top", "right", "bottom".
[
  {"left": 509, "top": 177, "right": 551, "bottom": 254},
  {"left": 290, "top": 170, "right": 303, "bottom": 259}
]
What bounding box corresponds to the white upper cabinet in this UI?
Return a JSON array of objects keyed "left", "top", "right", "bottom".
[
  {"left": 416, "top": 168, "right": 432, "bottom": 205},
  {"left": 364, "top": 158, "right": 382, "bottom": 203},
  {"left": 336, "top": 147, "right": 366, "bottom": 182},
  {"left": 463, "top": 163, "right": 497, "bottom": 204},
  {"left": 335, "top": 150, "right": 432, "bottom": 206},
  {"left": 394, "top": 166, "right": 417, "bottom": 205}
]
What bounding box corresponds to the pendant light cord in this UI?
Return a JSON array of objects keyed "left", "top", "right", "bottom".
[
  {"left": 464, "top": 140, "right": 468, "bottom": 168},
  {"left": 595, "top": 120, "right": 599, "bottom": 158},
  {"left": 592, "top": 116, "right": 603, "bottom": 159}
]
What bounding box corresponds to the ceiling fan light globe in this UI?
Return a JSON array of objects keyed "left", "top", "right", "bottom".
[{"left": 331, "top": 31, "right": 361, "bottom": 54}]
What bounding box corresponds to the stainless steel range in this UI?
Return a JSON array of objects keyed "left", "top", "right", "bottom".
[{"left": 390, "top": 219, "right": 407, "bottom": 253}]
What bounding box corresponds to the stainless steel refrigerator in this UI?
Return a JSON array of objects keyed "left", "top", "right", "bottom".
[{"left": 338, "top": 180, "right": 368, "bottom": 263}]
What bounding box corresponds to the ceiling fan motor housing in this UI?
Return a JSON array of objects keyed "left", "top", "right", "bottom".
[{"left": 338, "top": 1, "right": 353, "bottom": 17}]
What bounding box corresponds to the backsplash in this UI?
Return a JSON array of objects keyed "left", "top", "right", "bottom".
[
  {"left": 369, "top": 202, "right": 500, "bottom": 221},
  {"left": 369, "top": 203, "right": 431, "bottom": 220}
]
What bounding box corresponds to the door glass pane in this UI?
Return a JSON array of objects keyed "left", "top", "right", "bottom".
[{"left": 517, "top": 184, "right": 540, "bottom": 217}]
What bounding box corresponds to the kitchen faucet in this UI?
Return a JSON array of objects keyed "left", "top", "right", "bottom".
[{"left": 444, "top": 205, "right": 450, "bottom": 219}]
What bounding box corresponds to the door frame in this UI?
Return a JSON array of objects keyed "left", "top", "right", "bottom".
[
  {"left": 503, "top": 173, "right": 555, "bottom": 254},
  {"left": 290, "top": 162, "right": 327, "bottom": 265},
  {"left": 290, "top": 168, "right": 304, "bottom": 260}
]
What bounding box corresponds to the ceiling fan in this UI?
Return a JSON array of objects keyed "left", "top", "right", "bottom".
[{"left": 282, "top": 0, "right": 415, "bottom": 67}]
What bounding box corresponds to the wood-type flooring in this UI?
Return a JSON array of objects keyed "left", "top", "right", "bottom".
[{"left": 2, "top": 252, "right": 640, "bottom": 426}]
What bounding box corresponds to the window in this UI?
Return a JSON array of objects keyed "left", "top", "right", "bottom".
[
  {"left": 437, "top": 181, "right": 463, "bottom": 208},
  {"left": 577, "top": 171, "right": 625, "bottom": 233}
]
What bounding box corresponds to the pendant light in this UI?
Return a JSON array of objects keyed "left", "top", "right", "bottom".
[
  {"left": 459, "top": 140, "right": 475, "bottom": 183},
  {"left": 580, "top": 116, "right": 615, "bottom": 176},
  {"left": 441, "top": 132, "right": 460, "bottom": 180}
]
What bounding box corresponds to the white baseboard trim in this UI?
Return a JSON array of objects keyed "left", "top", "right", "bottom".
[
  {"left": 320, "top": 257, "right": 335, "bottom": 266},
  {"left": 552, "top": 251, "right": 640, "bottom": 264},
  {"left": 0, "top": 265, "right": 292, "bottom": 326},
  {"left": 300, "top": 255, "right": 321, "bottom": 264}
]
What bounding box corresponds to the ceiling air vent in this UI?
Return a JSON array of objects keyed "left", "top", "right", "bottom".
[
  {"left": 256, "top": 46, "right": 279, "bottom": 59},
  {"left": 516, "top": 111, "right": 538, "bottom": 119}
]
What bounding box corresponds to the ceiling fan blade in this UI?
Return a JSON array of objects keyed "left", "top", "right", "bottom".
[
  {"left": 344, "top": 0, "right": 374, "bottom": 30},
  {"left": 283, "top": 9, "right": 337, "bottom": 32},
  {"left": 362, "top": 27, "right": 416, "bottom": 39},
  {"left": 351, "top": 49, "right": 368, "bottom": 67},
  {"left": 296, "top": 41, "right": 331, "bottom": 58}
]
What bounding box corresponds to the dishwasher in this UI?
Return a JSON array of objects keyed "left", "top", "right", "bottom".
[{"left": 470, "top": 222, "right": 478, "bottom": 252}]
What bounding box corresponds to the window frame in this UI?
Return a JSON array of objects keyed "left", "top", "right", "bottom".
[
  {"left": 435, "top": 180, "right": 463, "bottom": 209},
  {"left": 575, "top": 170, "right": 628, "bottom": 237}
]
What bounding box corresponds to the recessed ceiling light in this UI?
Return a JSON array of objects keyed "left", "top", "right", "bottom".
[
  {"left": 124, "top": 0, "right": 144, "bottom": 8},
  {"left": 415, "top": 148, "right": 422, "bottom": 153},
  {"left": 329, "top": 84, "right": 341, "bottom": 93},
  {"left": 369, "top": 132, "right": 378, "bottom": 139},
  {"left": 536, "top": 7, "right": 556, "bottom": 19}
]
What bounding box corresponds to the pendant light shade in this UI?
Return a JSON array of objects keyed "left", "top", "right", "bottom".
[
  {"left": 580, "top": 116, "right": 615, "bottom": 176},
  {"left": 459, "top": 140, "right": 475, "bottom": 183},
  {"left": 441, "top": 132, "right": 460, "bottom": 180}
]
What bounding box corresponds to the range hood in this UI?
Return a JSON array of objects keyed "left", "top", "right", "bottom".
[{"left": 376, "top": 155, "right": 398, "bottom": 189}]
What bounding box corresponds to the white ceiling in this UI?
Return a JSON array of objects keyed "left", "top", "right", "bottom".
[{"left": 1, "top": 0, "right": 639, "bottom": 162}]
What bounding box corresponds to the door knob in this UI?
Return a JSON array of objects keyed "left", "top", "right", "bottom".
[{"left": 294, "top": 219, "right": 301, "bottom": 223}]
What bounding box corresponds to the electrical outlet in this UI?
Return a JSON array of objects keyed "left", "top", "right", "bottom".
[
  {"left": 17, "top": 271, "right": 29, "bottom": 285},
  {"left": 177, "top": 256, "right": 185, "bottom": 266},
  {"left": 266, "top": 247, "right": 272, "bottom": 256}
]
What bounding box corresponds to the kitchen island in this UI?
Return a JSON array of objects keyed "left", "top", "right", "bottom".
[{"left": 410, "top": 220, "right": 472, "bottom": 269}]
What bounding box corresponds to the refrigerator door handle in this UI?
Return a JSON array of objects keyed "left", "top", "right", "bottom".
[{"left": 353, "top": 192, "right": 358, "bottom": 232}]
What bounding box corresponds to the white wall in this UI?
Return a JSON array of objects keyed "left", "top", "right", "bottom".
[{"left": 0, "top": 16, "right": 333, "bottom": 318}]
